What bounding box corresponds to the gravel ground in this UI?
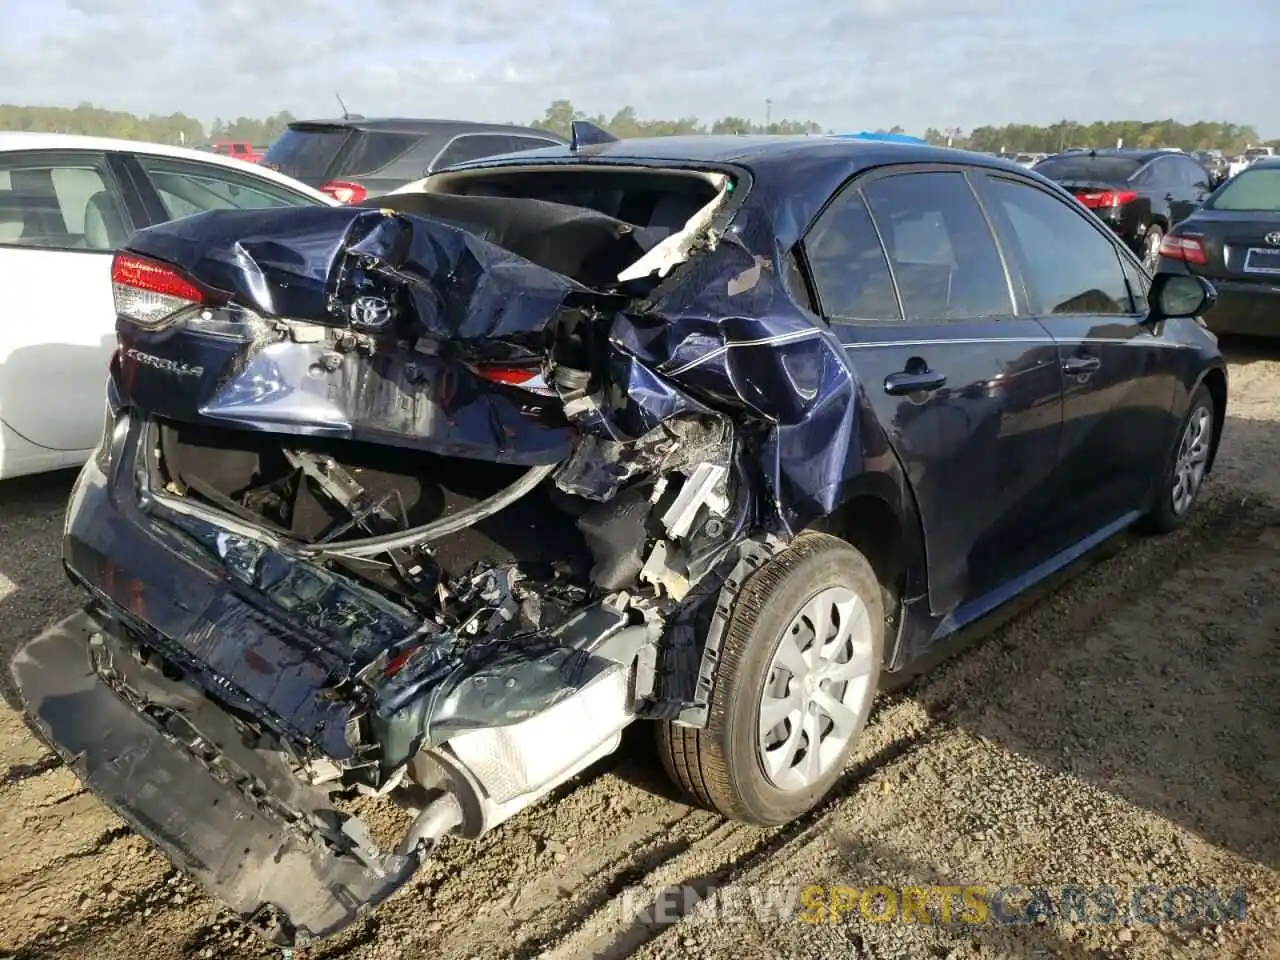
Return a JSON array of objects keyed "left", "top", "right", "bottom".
[{"left": 1, "top": 341, "right": 1278, "bottom": 960}]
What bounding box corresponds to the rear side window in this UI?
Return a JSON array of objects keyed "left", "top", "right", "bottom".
[
  {"left": 1177, "top": 158, "right": 1210, "bottom": 188},
  {"left": 335, "top": 132, "right": 421, "bottom": 177},
  {"left": 434, "top": 134, "right": 530, "bottom": 170},
  {"left": 1132, "top": 157, "right": 1179, "bottom": 188},
  {"left": 136, "top": 157, "right": 316, "bottom": 220},
  {"left": 261, "top": 127, "right": 350, "bottom": 179},
  {"left": 981, "top": 177, "right": 1134, "bottom": 315},
  {"left": 863, "top": 171, "right": 1013, "bottom": 321},
  {"left": 804, "top": 187, "right": 901, "bottom": 321},
  {"left": 0, "top": 155, "right": 129, "bottom": 251},
  {"left": 506, "top": 136, "right": 559, "bottom": 153}
]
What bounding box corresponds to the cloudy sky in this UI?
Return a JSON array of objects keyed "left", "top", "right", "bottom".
[{"left": 3, "top": 0, "right": 1277, "bottom": 135}]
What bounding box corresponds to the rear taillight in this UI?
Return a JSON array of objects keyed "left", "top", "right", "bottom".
[
  {"left": 320, "top": 180, "right": 368, "bottom": 204},
  {"left": 1075, "top": 189, "right": 1139, "bottom": 209},
  {"left": 1158, "top": 233, "right": 1208, "bottom": 266},
  {"left": 111, "top": 252, "right": 221, "bottom": 327},
  {"left": 470, "top": 364, "right": 555, "bottom": 396}
]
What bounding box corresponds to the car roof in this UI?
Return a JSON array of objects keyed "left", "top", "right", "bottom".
[
  {"left": 0, "top": 131, "right": 336, "bottom": 204},
  {"left": 1244, "top": 157, "right": 1280, "bottom": 170},
  {"left": 427, "top": 134, "right": 1042, "bottom": 246},
  {"left": 288, "top": 117, "right": 565, "bottom": 140}
]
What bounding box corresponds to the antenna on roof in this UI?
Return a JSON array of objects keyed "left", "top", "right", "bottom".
[
  {"left": 335, "top": 92, "right": 352, "bottom": 120},
  {"left": 569, "top": 120, "right": 618, "bottom": 153}
]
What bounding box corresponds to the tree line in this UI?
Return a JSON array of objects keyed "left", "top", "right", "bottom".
[
  {"left": 0, "top": 103, "right": 297, "bottom": 146},
  {"left": 1, "top": 100, "right": 1276, "bottom": 153}
]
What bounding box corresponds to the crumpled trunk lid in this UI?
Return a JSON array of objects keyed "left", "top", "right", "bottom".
[{"left": 115, "top": 203, "right": 639, "bottom": 464}]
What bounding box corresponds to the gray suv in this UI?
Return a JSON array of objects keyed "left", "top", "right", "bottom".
[{"left": 260, "top": 117, "right": 565, "bottom": 202}]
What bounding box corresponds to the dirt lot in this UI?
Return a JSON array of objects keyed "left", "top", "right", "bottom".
[{"left": 1, "top": 342, "right": 1278, "bottom": 960}]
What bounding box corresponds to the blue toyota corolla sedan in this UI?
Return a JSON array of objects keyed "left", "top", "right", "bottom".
[{"left": 12, "top": 127, "right": 1225, "bottom": 946}]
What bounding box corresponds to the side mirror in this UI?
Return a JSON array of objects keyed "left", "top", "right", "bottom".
[{"left": 1149, "top": 272, "right": 1217, "bottom": 321}]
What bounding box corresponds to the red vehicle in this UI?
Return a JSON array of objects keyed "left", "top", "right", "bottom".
[{"left": 208, "top": 140, "right": 265, "bottom": 163}]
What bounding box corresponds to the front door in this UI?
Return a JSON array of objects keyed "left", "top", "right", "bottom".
[
  {"left": 800, "top": 167, "right": 1064, "bottom": 617},
  {"left": 973, "top": 172, "right": 1181, "bottom": 551}
]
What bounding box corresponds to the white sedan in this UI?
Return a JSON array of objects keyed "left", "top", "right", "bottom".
[{"left": 0, "top": 133, "right": 335, "bottom": 480}]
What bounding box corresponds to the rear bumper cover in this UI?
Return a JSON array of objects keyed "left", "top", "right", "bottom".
[
  {"left": 1201, "top": 279, "right": 1280, "bottom": 336},
  {"left": 10, "top": 610, "right": 417, "bottom": 946}
]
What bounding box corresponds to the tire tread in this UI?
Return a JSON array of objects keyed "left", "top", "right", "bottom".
[{"left": 658, "top": 532, "right": 883, "bottom": 823}]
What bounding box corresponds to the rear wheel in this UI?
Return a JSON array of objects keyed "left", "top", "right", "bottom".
[
  {"left": 1143, "top": 384, "right": 1215, "bottom": 533},
  {"left": 657, "top": 532, "right": 884, "bottom": 826},
  {"left": 1142, "top": 225, "right": 1165, "bottom": 272}
]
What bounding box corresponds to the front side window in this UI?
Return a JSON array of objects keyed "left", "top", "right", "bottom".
[
  {"left": 136, "top": 156, "right": 316, "bottom": 220},
  {"left": 982, "top": 176, "right": 1134, "bottom": 315},
  {"left": 862, "top": 171, "right": 1013, "bottom": 321},
  {"left": 0, "top": 154, "right": 128, "bottom": 251}
]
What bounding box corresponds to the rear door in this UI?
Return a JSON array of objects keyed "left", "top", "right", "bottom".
[
  {"left": 0, "top": 149, "right": 138, "bottom": 454},
  {"left": 974, "top": 172, "right": 1179, "bottom": 550},
  {"left": 1170, "top": 155, "right": 1212, "bottom": 223},
  {"left": 1140, "top": 157, "right": 1196, "bottom": 225},
  {"left": 800, "top": 166, "right": 1065, "bottom": 618}
]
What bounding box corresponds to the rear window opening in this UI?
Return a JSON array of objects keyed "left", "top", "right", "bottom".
[
  {"left": 262, "top": 126, "right": 352, "bottom": 180},
  {"left": 428, "top": 166, "right": 724, "bottom": 226},
  {"left": 1034, "top": 156, "right": 1143, "bottom": 182},
  {"left": 1208, "top": 168, "right": 1280, "bottom": 212},
  {"left": 378, "top": 165, "right": 735, "bottom": 289}
]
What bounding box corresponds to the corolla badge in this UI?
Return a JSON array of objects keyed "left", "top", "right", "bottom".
[
  {"left": 348, "top": 295, "right": 393, "bottom": 329},
  {"left": 1265, "top": 231, "right": 1280, "bottom": 246},
  {"left": 125, "top": 349, "right": 203, "bottom": 377}
]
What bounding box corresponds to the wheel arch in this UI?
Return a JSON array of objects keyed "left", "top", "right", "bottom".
[
  {"left": 1196, "top": 364, "right": 1228, "bottom": 472},
  {"left": 806, "top": 479, "right": 929, "bottom": 667}
]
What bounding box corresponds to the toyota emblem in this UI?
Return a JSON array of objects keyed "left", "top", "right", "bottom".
[
  {"left": 348, "top": 295, "right": 393, "bottom": 329},
  {"left": 1266, "top": 231, "right": 1280, "bottom": 247}
]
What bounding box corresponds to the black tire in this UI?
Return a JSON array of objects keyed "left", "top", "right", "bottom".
[
  {"left": 657, "top": 532, "right": 884, "bottom": 826},
  {"left": 1142, "top": 225, "right": 1165, "bottom": 272},
  {"left": 1142, "top": 384, "right": 1215, "bottom": 534}
]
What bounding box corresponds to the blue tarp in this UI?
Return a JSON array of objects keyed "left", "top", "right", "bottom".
[{"left": 834, "top": 131, "right": 927, "bottom": 144}]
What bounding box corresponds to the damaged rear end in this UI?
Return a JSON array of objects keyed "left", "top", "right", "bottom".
[{"left": 13, "top": 166, "right": 819, "bottom": 944}]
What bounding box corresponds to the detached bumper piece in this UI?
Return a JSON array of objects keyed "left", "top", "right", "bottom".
[{"left": 10, "top": 610, "right": 418, "bottom": 947}]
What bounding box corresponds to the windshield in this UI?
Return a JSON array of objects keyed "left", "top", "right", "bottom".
[
  {"left": 1244, "top": 149, "right": 1271, "bottom": 159},
  {"left": 262, "top": 127, "right": 351, "bottom": 180},
  {"left": 1207, "top": 168, "right": 1280, "bottom": 212},
  {"left": 1033, "top": 155, "right": 1143, "bottom": 182}
]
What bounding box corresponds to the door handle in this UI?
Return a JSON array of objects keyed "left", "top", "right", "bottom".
[
  {"left": 884, "top": 368, "right": 947, "bottom": 395},
  {"left": 1062, "top": 355, "right": 1101, "bottom": 375}
]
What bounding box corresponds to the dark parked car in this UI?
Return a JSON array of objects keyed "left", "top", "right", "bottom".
[
  {"left": 12, "top": 131, "right": 1227, "bottom": 947},
  {"left": 1157, "top": 157, "right": 1280, "bottom": 335},
  {"left": 1034, "top": 148, "right": 1214, "bottom": 270},
  {"left": 1192, "top": 149, "right": 1230, "bottom": 187},
  {"left": 259, "top": 117, "right": 566, "bottom": 202}
]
